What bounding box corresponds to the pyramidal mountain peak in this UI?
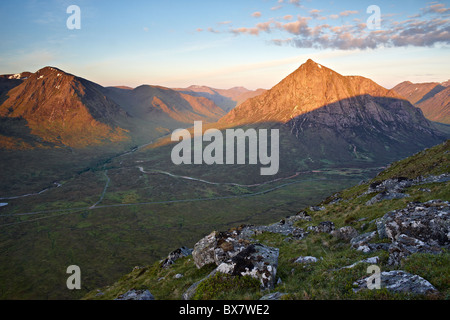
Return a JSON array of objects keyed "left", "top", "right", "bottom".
[
  {"left": 219, "top": 59, "right": 443, "bottom": 165},
  {"left": 220, "top": 59, "right": 403, "bottom": 124}
]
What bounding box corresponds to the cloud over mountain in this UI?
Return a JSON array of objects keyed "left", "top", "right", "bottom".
[{"left": 206, "top": 2, "right": 450, "bottom": 50}]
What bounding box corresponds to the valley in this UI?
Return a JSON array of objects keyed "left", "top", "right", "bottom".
[
  {"left": 0, "top": 59, "right": 448, "bottom": 300},
  {"left": 0, "top": 136, "right": 378, "bottom": 299}
]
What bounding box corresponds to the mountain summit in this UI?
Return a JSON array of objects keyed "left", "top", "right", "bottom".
[
  {"left": 221, "top": 59, "right": 409, "bottom": 124},
  {"left": 0, "top": 67, "right": 130, "bottom": 148},
  {"left": 220, "top": 59, "right": 445, "bottom": 165}
]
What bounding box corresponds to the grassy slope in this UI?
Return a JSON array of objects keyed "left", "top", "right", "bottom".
[{"left": 83, "top": 140, "right": 449, "bottom": 300}]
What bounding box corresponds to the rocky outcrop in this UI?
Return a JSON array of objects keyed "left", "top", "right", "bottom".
[
  {"left": 353, "top": 271, "right": 438, "bottom": 295},
  {"left": 364, "top": 174, "right": 450, "bottom": 205},
  {"left": 346, "top": 200, "right": 450, "bottom": 266},
  {"left": 161, "top": 246, "right": 193, "bottom": 269},
  {"left": 185, "top": 196, "right": 448, "bottom": 299},
  {"left": 216, "top": 244, "right": 279, "bottom": 289},
  {"left": 192, "top": 229, "right": 252, "bottom": 269},
  {"left": 184, "top": 243, "right": 279, "bottom": 300},
  {"left": 377, "top": 200, "right": 449, "bottom": 265}
]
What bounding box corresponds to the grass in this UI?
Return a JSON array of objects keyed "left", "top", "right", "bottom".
[
  {"left": 1, "top": 137, "right": 448, "bottom": 300},
  {"left": 0, "top": 169, "right": 362, "bottom": 300},
  {"left": 81, "top": 140, "right": 449, "bottom": 301}
]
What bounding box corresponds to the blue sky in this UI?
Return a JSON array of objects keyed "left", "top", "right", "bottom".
[{"left": 0, "top": 0, "right": 449, "bottom": 89}]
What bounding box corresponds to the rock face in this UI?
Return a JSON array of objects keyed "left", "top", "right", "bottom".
[
  {"left": 192, "top": 232, "right": 218, "bottom": 268},
  {"left": 353, "top": 271, "right": 438, "bottom": 295}
]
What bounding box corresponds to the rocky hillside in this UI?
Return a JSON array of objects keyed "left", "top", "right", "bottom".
[
  {"left": 104, "top": 85, "right": 226, "bottom": 125},
  {"left": 217, "top": 59, "right": 446, "bottom": 168},
  {"left": 84, "top": 140, "right": 449, "bottom": 300},
  {"left": 0, "top": 67, "right": 130, "bottom": 149},
  {"left": 0, "top": 67, "right": 228, "bottom": 150},
  {"left": 393, "top": 80, "right": 450, "bottom": 124}
]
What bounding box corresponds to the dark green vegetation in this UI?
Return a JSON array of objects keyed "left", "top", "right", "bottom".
[
  {"left": 83, "top": 140, "right": 449, "bottom": 300},
  {"left": 0, "top": 130, "right": 378, "bottom": 300}
]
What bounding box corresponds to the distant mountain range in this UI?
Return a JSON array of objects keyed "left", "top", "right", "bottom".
[
  {"left": 0, "top": 61, "right": 448, "bottom": 169},
  {"left": 393, "top": 80, "right": 450, "bottom": 124},
  {"left": 0, "top": 68, "right": 245, "bottom": 149},
  {"left": 174, "top": 85, "right": 266, "bottom": 112}
]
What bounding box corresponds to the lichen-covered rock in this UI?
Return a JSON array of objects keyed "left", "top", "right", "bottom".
[
  {"left": 192, "top": 229, "right": 254, "bottom": 269},
  {"left": 388, "top": 234, "right": 443, "bottom": 266},
  {"left": 382, "top": 200, "right": 449, "bottom": 244},
  {"left": 377, "top": 200, "right": 450, "bottom": 265},
  {"left": 183, "top": 244, "right": 280, "bottom": 299},
  {"left": 192, "top": 232, "right": 218, "bottom": 268},
  {"left": 365, "top": 191, "right": 410, "bottom": 206},
  {"left": 161, "top": 246, "right": 193, "bottom": 268},
  {"left": 115, "top": 289, "right": 155, "bottom": 300},
  {"left": 350, "top": 231, "right": 377, "bottom": 249},
  {"left": 353, "top": 270, "right": 438, "bottom": 296},
  {"left": 215, "top": 244, "right": 279, "bottom": 289}
]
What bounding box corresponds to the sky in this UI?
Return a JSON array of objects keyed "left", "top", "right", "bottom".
[{"left": 0, "top": 0, "right": 449, "bottom": 90}]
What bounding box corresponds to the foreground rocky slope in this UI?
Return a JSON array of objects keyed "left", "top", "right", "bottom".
[{"left": 84, "top": 140, "right": 449, "bottom": 300}]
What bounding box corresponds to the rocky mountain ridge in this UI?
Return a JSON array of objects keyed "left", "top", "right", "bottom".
[
  {"left": 0, "top": 67, "right": 229, "bottom": 150},
  {"left": 174, "top": 85, "right": 266, "bottom": 112},
  {"left": 0, "top": 67, "right": 130, "bottom": 148},
  {"left": 393, "top": 80, "right": 450, "bottom": 124}
]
